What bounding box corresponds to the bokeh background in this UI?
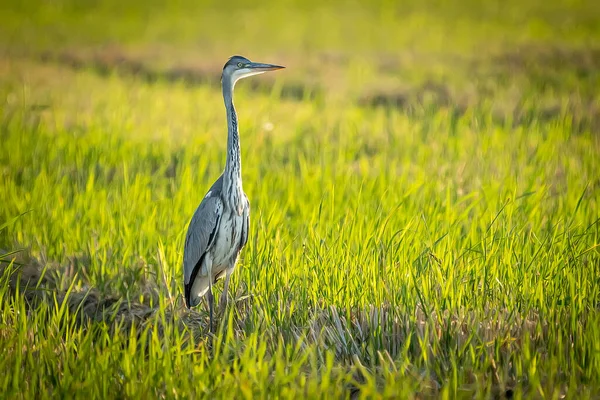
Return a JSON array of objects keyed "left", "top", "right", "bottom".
[{"left": 3, "top": 0, "right": 599, "bottom": 127}]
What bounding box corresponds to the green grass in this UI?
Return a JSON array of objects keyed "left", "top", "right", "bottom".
[{"left": 1, "top": 0, "right": 600, "bottom": 398}]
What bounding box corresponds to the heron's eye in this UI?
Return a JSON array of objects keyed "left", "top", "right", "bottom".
[{"left": 237, "top": 62, "right": 244, "bottom": 68}]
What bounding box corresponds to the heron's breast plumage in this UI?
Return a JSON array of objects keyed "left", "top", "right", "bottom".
[{"left": 210, "top": 200, "right": 248, "bottom": 272}]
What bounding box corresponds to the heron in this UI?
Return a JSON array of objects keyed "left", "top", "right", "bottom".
[{"left": 183, "top": 55, "right": 284, "bottom": 331}]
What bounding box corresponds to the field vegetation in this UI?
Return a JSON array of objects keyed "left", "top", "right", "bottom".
[{"left": 1, "top": 0, "right": 599, "bottom": 398}]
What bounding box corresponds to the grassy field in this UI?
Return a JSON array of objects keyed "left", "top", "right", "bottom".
[{"left": 1, "top": 0, "right": 599, "bottom": 398}]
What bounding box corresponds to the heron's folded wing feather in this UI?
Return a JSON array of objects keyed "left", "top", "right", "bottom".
[
  {"left": 183, "top": 194, "right": 223, "bottom": 285},
  {"left": 240, "top": 194, "right": 250, "bottom": 250}
]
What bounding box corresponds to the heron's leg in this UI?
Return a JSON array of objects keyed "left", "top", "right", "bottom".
[
  {"left": 205, "top": 257, "right": 214, "bottom": 333},
  {"left": 219, "top": 270, "right": 232, "bottom": 313},
  {"left": 206, "top": 286, "right": 214, "bottom": 333}
]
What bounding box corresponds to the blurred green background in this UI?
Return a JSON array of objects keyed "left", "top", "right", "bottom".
[{"left": 2, "top": 0, "right": 599, "bottom": 115}]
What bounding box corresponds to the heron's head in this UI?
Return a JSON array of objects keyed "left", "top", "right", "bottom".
[{"left": 222, "top": 55, "right": 284, "bottom": 87}]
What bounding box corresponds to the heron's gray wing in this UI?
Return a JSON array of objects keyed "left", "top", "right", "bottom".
[
  {"left": 183, "top": 192, "right": 223, "bottom": 305},
  {"left": 240, "top": 194, "right": 250, "bottom": 250}
]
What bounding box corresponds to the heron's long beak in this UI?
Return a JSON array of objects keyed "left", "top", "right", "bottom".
[{"left": 247, "top": 62, "right": 285, "bottom": 72}]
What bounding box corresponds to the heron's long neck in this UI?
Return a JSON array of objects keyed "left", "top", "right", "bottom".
[{"left": 222, "top": 80, "right": 243, "bottom": 203}]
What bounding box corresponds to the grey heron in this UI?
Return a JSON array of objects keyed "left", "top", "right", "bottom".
[{"left": 183, "top": 55, "right": 284, "bottom": 331}]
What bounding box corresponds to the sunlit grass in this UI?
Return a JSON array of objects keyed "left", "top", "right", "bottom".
[{"left": 1, "top": 0, "right": 600, "bottom": 398}]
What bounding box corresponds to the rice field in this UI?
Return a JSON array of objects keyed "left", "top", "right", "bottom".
[{"left": 1, "top": 0, "right": 599, "bottom": 398}]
